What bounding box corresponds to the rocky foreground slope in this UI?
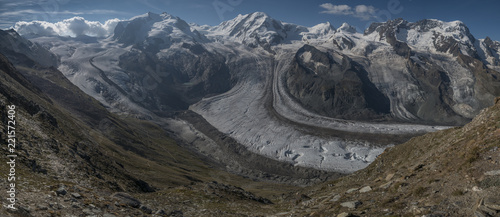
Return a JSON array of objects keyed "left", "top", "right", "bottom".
[{"left": 276, "top": 97, "right": 500, "bottom": 216}]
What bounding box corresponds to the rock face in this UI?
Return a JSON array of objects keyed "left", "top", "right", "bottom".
[
  {"left": 117, "top": 42, "right": 232, "bottom": 111},
  {"left": 286, "top": 44, "right": 391, "bottom": 121},
  {"left": 0, "top": 29, "right": 59, "bottom": 67}
]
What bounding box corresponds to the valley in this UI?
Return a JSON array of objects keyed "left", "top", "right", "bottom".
[
  {"left": 33, "top": 12, "right": 500, "bottom": 174},
  {"left": 1, "top": 11, "right": 500, "bottom": 216}
]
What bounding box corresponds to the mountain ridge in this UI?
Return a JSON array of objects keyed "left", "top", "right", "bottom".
[
  {"left": 104, "top": 12, "right": 500, "bottom": 68},
  {"left": 18, "top": 11, "right": 500, "bottom": 172}
]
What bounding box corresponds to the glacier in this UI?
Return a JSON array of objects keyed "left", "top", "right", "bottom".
[{"left": 24, "top": 12, "right": 500, "bottom": 174}]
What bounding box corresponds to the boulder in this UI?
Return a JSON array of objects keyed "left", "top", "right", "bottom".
[
  {"left": 111, "top": 192, "right": 141, "bottom": 208},
  {"left": 55, "top": 186, "right": 67, "bottom": 196},
  {"left": 359, "top": 186, "right": 372, "bottom": 193},
  {"left": 340, "top": 201, "right": 362, "bottom": 209}
]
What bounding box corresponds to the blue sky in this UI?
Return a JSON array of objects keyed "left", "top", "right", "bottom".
[{"left": 1, "top": 0, "right": 500, "bottom": 40}]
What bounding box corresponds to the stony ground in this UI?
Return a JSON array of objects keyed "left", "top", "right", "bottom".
[{"left": 3, "top": 180, "right": 286, "bottom": 217}]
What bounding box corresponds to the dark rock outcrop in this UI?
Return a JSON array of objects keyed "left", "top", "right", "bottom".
[{"left": 285, "top": 44, "right": 391, "bottom": 121}]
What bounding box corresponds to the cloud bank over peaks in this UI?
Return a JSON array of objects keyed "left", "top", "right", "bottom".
[
  {"left": 13, "top": 17, "right": 121, "bottom": 38},
  {"left": 320, "top": 3, "right": 378, "bottom": 20}
]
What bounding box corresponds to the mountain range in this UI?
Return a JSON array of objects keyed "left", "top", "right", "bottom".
[
  {"left": 24, "top": 12, "right": 500, "bottom": 123},
  {"left": 1, "top": 11, "right": 500, "bottom": 216}
]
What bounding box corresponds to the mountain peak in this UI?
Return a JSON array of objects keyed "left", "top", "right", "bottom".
[
  {"left": 239, "top": 11, "right": 278, "bottom": 27},
  {"left": 212, "top": 11, "right": 289, "bottom": 46},
  {"left": 129, "top": 12, "right": 161, "bottom": 21},
  {"left": 248, "top": 11, "right": 271, "bottom": 18},
  {"left": 113, "top": 11, "right": 205, "bottom": 46},
  {"left": 225, "top": 11, "right": 275, "bottom": 27},
  {"left": 304, "top": 22, "right": 336, "bottom": 39},
  {"left": 360, "top": 18, "right": 480, "bottom": 57},
  {"left": 147, "top": 11, "right": 157, "bottom": 17},
  {"left": 313, "top": 21, "right": 334, "bottom": 29},
  {"left": 127, "top": 12, "right": 183, "bottom": 23},
  {"left": 412, "top": 19, "right": 469, "bottom": 33},
  {"left": 337, "top": 22, "right": 357, "bottom": 34},
  {"left": 364, "top": 18, "right": 473, "bottom": 40}
]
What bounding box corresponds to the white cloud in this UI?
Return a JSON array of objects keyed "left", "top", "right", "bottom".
[
  {"left": 320, "top": 3, "right": 378, "bottom": 20},
  {"left": 354, "top": 5, "right": 377, "bottom": 20},
  {"left": 2, "top": 1, "right": 40, "bottom": 8},
  {"left": 0, "top": 9, "right": 48, "bottom": 17},
  {"left": 0, "top": 9, "right": 130, "bottom": 17},
  {"left": 13, "top": 17, "right": 122, "bottom": 37},
  {"left": 0, "top": 9, "right": 85, "bottom": 17},
  {"left": 12, "top": 21, "right": 58, "bottom": 36},
  {"left": 319, "top": 4, "right": 352, "bottom": 15}
]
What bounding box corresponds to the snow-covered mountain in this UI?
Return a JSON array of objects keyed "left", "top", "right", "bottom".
[
  {"left": 20, "top": 12, "right": 500, "bottom": 173},
  {"left": 336, "top": 23, "right": 357, "bottom": 34},
  {"left": 281, "top": 18, "right": 500, "bottom": 125},
  {"left": 196, "top": 12, "right": 338, "bottom": 47},
  {"left": 113, "top": 12, "right": 208, "bottom": 49},
  {"left": 209, "top": 12, "right": 295, "bottom": 46},
  {"left": 301, "top": 22, "right": 337, "bottom": 41},
  {"left": 104, "top": 12, "right": 500, "bottom": 68},
  {"left": 478, "top": 36, "right": 500, "bottom": 67},
  {"left": 363, "top": 18, "right": 477, "bottom": 57}
]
